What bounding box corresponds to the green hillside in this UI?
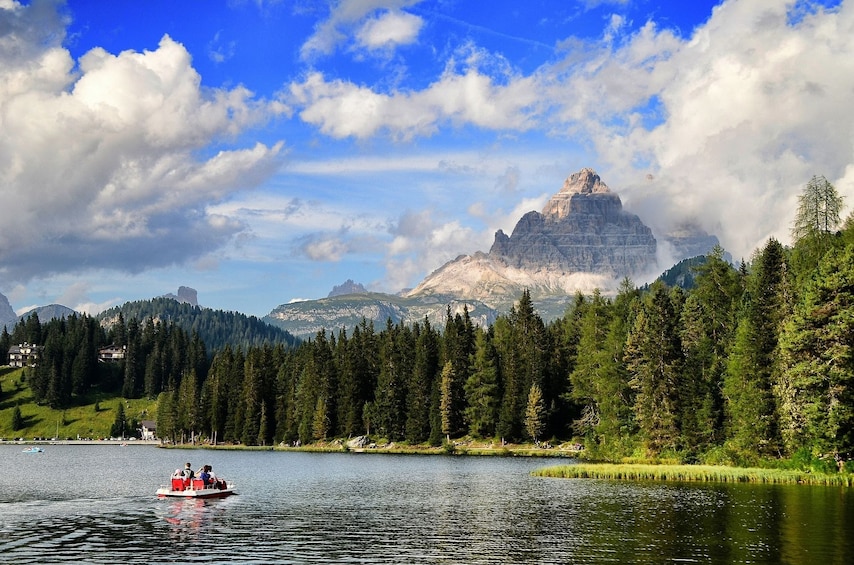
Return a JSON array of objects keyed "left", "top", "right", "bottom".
[{"left": 0, "top": 367, "right": 156, "bottom": 440}]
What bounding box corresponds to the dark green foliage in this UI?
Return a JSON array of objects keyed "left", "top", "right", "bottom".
[
  {"left": 777, "top": 245, "right": 854, "bottom": 457},
  {"left": 724, "top": 239, "right": 787, "bottom": 455},
  {"left": 654, "top": 256, "right": 708, "bottom": 290},
  {"left": 625, "top": 282, "right": 685, "bottom": 454},
  {"left": 407, "top": 319, "right": 439, "bottom": 442},
  {"left": 464, "top": 328, "right": 499, "bottom": 438},
  {"left": 110, "top": 402, "right": 127, "bottom": 438},
  {"left": 11, "top": 405, "right": 23, "bottom": 431},
  {"left": 681, "top": 247, "right": 741, "bottom": 450},
  {"left": 98, "top": 297, "right": 298, "bottom": 352}
]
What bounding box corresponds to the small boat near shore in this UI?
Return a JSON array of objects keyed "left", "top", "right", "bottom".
[
  {"left": 156, "top": 477, "right": 236, "bottom": 499},
  {"left": 22, "top": 446, "right": 44, "bottom": 453}
]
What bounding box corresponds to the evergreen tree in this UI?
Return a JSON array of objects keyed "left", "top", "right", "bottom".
[
  {"left": 525, "top": 383, "right": 546, "bottom": 443},
  {"left": 111, "top": 402, "right": 127, "bottom": 438},
  {"left": 0, "top": 326, "right": 11, "bottom": 362},
  {"left": 275, "top": 348, "right": 301, "bottom": 444},
  {"left": 11, "top": 405, "right": 23, "bottom": 431},
  {"left": 439, "top": 361, "right": 456, "bottom": 441},
  {"left": 680, "top": 246, "right": 741, "bottom": 449},
  {"left": 494, "top": 316, "right": 520, "bottom": 440},
  {"left": 777, "top": 246, "right": 854, "bottom": 457},
  {"left": 791, "top": 174, "right": 844, "bottom": 268},
  {"left": 241, "top": 346, "right": 271, "bottom": 445},
  {"left": 724, "top": 239, "right": 788, "bottom": 455},
  {"left": 464, "top": 328, "right": 499, "bottom": 438},
  {"left": 176, "top": 370, "right": 200, "bottom": 442},
  {"left": 23, "top": 312, "right": 41, "bottom": 345},
  {"left": 407, "top": 319, "right": 439, "bottom": 442},
  {"left": 569, "top": 290, "right": 612, "bottom": 439},
  {"left": 122, "top": 319, "right": 143, "bottom": 398},
  {"left": 441, "top": 308, "right": 474, "bottom": 437},
  {"left": 625, "top": 282, "right": 684, "bottom": 454},
  {"left": 374, "top": 321, "right": 410, "bottom": 440},
  {"left": 496, "top": 291, "right": 548, "bottom": 441}
]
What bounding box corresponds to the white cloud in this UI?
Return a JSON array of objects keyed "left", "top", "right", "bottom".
[
  {"left": 300, "top": 0, "right": 423, "bottom": 59},
  {"left": 288, "top": 58, "right": 540, "bottom": 140},
  {"left": 355, "top": 9, "right": 423, "bottom": 50},
  {"left": 0, "top": 3, "right": 288, "bottom": 284},
  {"left": 208, "top": 30, "right": 237, "bottom": 63}
]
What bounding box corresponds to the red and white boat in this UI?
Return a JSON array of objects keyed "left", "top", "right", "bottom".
[{"left": 156, "top": 476, "right": 236, "bottom": 499}]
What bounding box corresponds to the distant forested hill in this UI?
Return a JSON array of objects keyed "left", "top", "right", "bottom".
[{"left": 98, "top": 297, "right": 299, "bottom": 352}]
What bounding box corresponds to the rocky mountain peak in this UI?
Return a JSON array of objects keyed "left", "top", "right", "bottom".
[
  {"left": 162, "top": 286, "right": 198, "bottom": 306},
  {"left": 542, "top": 168, "right": 614, "bottom": 221},
  {"left": 488, "top": 168, "right": 656, "bottom": 276},
  {"left": 563, "top": 167, "right": 610, "bottom": 194},
  {"left": 0, "top": 291, "right": 17, "bottom": 330},
  {"left": 328, "top": 279, "right": 368, "bottom": 297}
]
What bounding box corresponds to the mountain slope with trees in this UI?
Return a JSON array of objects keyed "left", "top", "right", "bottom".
[{"left": 98, "top": 297, "right": 298, "bottom": 352}]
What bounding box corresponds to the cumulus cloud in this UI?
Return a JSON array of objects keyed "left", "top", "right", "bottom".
[
  {"left": 356, "top": 9, "right": 423, "bottom": 50},
  {"left": 0, "top": 2, "right": 287, "bottom": 284},
  {"left": 300, "top": 0, "right": 423, "bottom": 59},
  {"left": 384, "top": 208, "right": 485, "bottom": 292},
  {"left": 288, "top": 49, "right": 540, "bottom": 140}
]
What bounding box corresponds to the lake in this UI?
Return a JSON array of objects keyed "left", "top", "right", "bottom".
[{"left": 0, "top": 445, "right": 851, "bottom": 564}]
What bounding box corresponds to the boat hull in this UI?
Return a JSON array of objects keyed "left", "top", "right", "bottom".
[
  {"left": 157, "top": 479, "right": 236, "bottom": 499},
  {"left": 156, "top": 485, "right": 236, "bottom": 499},
  {"left": 157, "top": 485, "right": 236, "bottom": 498}
]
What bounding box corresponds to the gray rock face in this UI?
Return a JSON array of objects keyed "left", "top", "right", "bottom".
[
  {"left": 163, "top": 286, "right": 198, "bottom": 306},
  {"left": 328, "top": 279, "right": 368, "bottom": 298},
  {"left": 489, "top": 168, "right": 657, "bottom": 276},
  {"left": 177, "top": 286, "right": 198, "bottom": 305},
  {"left": 0, "top": 292, "right": 17, "bottom": 330}
]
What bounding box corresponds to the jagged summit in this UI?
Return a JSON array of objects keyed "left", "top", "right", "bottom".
[
  {"left": 542, "top": 168, "right": 612, "bottom": 220},
  {"left": 488, "top": 169, "right": 656, "bottom": 276},
  {"left": 162, "top": 286, "right": 198, "bottom": 306},
  {"left": 328, "top": 279, "right": 368, "bottom": 297}
]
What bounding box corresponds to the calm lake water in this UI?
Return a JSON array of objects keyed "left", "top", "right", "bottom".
[{"left": 0, "top": 445, "right": 852, "bottom": 564}]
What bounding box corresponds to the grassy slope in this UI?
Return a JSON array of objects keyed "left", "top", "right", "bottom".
[
  {"left": 533, "top": 463, "right": 854, "bottom": 487},
  {"left": 0, "top": 367, "right": 157, "bottom": 440}
]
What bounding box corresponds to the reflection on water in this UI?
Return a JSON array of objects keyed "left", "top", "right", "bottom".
[{"left": 0, "top": 446, "right": 852, "bottom": 563}]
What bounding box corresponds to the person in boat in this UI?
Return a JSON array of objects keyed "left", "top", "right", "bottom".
[
  {"left": 197, "top": 465, "right": 211, "bottom": 486},
  {"left": 173, "top": 462, "right": 194, "bottom": 482},
  {"left": 206, "top": 465, "right": 225, "bottom": 489}
]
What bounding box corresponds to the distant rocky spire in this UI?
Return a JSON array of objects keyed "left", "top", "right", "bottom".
[
  {"left": 328, "top": 279, "right": 368, "bottom": 298},
  {"left": 162, "top": 286, "right": 198, "bottom": 306},
  {"left": 561, "top": 168, "right": 610, "bottom": 194},
  {"left": 542, "top": 168, "right": 614, "bottom": 221}
]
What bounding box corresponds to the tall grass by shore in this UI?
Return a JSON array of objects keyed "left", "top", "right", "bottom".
[{"left": 533, "top": 463, "right": 854, "bottom": 486}]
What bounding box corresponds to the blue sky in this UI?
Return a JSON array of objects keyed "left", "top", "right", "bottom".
[{"left": 1, "top": 0, "right": 851, "bottom": 317}]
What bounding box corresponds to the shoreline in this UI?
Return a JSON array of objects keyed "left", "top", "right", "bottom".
[
  {"left": 156, "top": 439, "right": 585, "bottom": 458},
  {"left": 534, "top": 462, "right": 854, "bottom": 487},
  {"left": 1, "top": 439, "right": 160, "bottom": 446}
]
